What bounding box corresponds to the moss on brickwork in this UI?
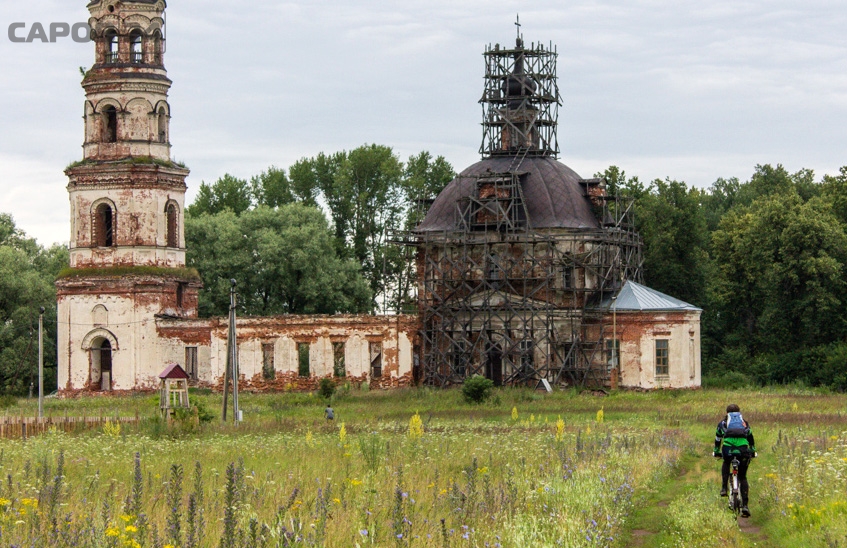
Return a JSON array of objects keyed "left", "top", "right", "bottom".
[{"left": 57, "top": 266, "right": 201, "bottom": 281}]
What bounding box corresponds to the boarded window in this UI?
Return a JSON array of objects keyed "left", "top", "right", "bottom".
[
  {"left": 166, "top": 203, "right": 178, "bottom": 247},
  {"left": 262, "top": 343, "right": 275, "bottom": 380},
  {"left": 655, "top": 339, "right": 669, "bottom": 376},
  {"left": 332, "top": 342, "right": 346, "bottom": 378},
  {"left": 298, "top": 343, "right": 310, "bottom": 377},
  {"left": 370, "top": 342, "right": 383, "bottom": 379},
  {"left": 185, "top": 346, "right": 198, "bottom": 381},
  {"left": 93, "top": 203, "right": 114, "bottom": 247},
  {"left": 152, "top": 31, "right": 163, "bottom": 64}
]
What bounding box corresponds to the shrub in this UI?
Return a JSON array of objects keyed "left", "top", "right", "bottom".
[
  {"left": 462, "top": 375, "right": 494, "bottom": 404},
  {"left": 318, "top": 378, "right": 335, "bottom": 399}
]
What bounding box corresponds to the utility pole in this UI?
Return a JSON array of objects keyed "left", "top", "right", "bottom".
[
  {"left": 221, "top": 279, "right": 241, "bottom": 424},
  {"left": 38, "top": 307, "right": 44, "bottom": 419},
  {"left": 230, "top": 279, "right": 240, "bottom": 423}
]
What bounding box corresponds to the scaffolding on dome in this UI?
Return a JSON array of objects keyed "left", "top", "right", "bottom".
[{"left": 398, "top": 31, "right": 644, "bottom": 389}]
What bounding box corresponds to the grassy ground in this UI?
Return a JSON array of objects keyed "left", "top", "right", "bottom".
[{"left": 0, "top": 386, "right": 844, "bottom": 547}]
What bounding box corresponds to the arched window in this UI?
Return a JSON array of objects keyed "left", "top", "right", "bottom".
[
  {"left": 93, "top": 203, "right": 115, "bottom": 247},
  {"left": 166, "top": 203, "right": 178, "bottom": 247},
  {"left": 105, "top": 31, "right": 119, "bottom": 63},
  {"left": 157, "top": 106, "right": 168, "bottom": 143},
  {"left": 130, "top": 31, "right": 143, "bottom": 63},
  {"left": 102, "top": 105, "right": 117, "bottom": 143}
]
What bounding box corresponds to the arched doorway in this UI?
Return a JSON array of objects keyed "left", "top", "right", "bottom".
[{"left": 83, "top": 329, "right": 118, "bottom": 391}]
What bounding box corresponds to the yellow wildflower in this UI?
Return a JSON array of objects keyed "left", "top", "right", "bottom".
[
  {"left": 596, "top": 407, "right": 604, "bottom": 424},
  {"left": 409, "top": 412, "right": 424, "bottom": 440},
  {"left": 555, "top": 416, "right": 565, "bottom": 442},
  {"left": 350, "top": 479, "right": 363, "bottom": 486},
  {"left": 125, "top": 525, "right": 138, "bottom": 533},
  {"left": 306, "top": 431, "right": 314, "bottom": 447},
  {"left": 339, "top": 423, "right": 347, "bottom": 444},
  {"left": 511, "top": 407, "right": 518, "bottom": 420},
  {"left": 21, "top": 498, "right": 38, "bottom": 508},
  {"left": 0, "top": 498, "right": 10, "bottom": 507},
  {"left": 105, "top": 526, "right": 120, "bottom": 537}
]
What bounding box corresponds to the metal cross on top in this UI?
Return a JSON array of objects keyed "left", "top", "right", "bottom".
[{"left": 515, "top": 14, "right": 521, "bottom": 38}]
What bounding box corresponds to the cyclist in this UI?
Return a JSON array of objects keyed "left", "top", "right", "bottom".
[{"left": 714, "top": 403, "right": 756, "bottom": 517}]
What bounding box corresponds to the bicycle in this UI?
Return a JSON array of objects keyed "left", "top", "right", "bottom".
[{"left": 728, "top": 457, "right": 742, "bottom": 518}]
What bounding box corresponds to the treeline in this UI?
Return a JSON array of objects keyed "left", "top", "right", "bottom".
[
  {"left": 602, "top": 164, "right": 847, "bottom": 389},
  {"left": 185, "top": 145, "right": 455, "bottom": 316},
  {"left": 0, "top": 214, "right": 67, "bottom": 394},
  {"left": 2, "top": 150, "right": 846, "bottom": 393}
]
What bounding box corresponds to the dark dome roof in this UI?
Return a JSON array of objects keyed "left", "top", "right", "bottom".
[{"left": 417, "top": 156, "right": 600, "bottom": 232}]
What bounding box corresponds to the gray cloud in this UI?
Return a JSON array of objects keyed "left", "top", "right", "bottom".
[{"left": 1, "top": 0, "right": 845, "bottom": 245}]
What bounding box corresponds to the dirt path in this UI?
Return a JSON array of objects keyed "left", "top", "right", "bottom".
[{"left": 622, "top": 454, "right": 770, "bottom": 547}]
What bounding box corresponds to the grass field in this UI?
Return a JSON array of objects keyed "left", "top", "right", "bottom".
[{"left": 0, "top": 386, "right": 845, "bottom": 547}]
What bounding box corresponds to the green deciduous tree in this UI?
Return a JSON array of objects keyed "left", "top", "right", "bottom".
[
  {"left": 185, "top": 204, "right": 371, "bottom": 316},
  {"left": 186, "top": 174, "right": 253, "bottom": 216},
  {"left": 0, "top": 214, "right": 68, "bottom": 394}
]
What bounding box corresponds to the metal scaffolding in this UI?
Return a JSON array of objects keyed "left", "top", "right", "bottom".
[{"left": 403, "top": 31, "right": 644, "bottom": 388}]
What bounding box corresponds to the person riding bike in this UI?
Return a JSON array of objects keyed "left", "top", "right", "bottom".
[{"left": 714, "top": 403, "right": 756, "bottom": 517}]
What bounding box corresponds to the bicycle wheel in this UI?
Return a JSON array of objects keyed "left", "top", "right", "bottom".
[{"left": 730, "top": 476, "right": 741, "bottom": 518}]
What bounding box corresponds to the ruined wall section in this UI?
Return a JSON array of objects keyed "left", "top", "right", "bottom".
[{"left": 155, "top": 315, "right": 419, "bottom": 390}]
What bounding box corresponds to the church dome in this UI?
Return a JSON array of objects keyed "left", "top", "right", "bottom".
[{"left": 416, "top": 156, "right": 601, "bottom": 232}]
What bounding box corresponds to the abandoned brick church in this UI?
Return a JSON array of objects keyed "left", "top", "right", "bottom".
[{"left": 56, "top": 0, "right": 701, "bottom": 393}]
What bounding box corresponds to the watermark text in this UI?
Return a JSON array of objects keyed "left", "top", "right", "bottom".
[{"left": 8, "top": 22, "right": 91, "bottom": 43}]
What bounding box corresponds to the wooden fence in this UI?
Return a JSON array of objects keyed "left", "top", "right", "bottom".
[{"left": 0, "top": 414, "right": 140, "bottom": 440}]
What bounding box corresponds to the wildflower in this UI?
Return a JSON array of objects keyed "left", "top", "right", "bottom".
[
  {"left": 511, "top": 407, "right": 518, "bottom": 420},
  {"left": 360, "top": 529, "right": 369, "bottom": 536},
  {"left": 333, "top": 498, "right": 341, "bottom": 504},
  {"left": 125, "top": 525, "right": 138, "bottom": 533},
  {"left": 339, "top": 423, "right": 347, "bottom": 444},
  {"left": 21, "top": 498, "right": 38, "bottom": 508},
  {"left": 555, "top": 417, "right": 565, "bottom": 442},
  {"left": 0, "top": 498, "right": 10, "bottom": 507},
  {"left": 106, "top": 526, "right": 120, "bottom": 537},
  {"left": 351, "top": 479, "right": 363, "bottom": 486},
  {"left": 306, "top": 430, "right": 314, "bottom": 447},
  {"left": 409, "top": 412, "right": 424, "bottom": 440},
  {"left": 596, "top": 407, "right": 604, "bottom": 424}
]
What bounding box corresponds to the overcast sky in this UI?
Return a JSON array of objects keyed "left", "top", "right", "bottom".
[{"left": 1, "top": 0, "right": 846, "bottom": 246}]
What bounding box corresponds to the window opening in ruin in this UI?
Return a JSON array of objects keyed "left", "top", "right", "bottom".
[
  {"left": 93, "top": 203, "right": 114, "bottom": 247},
  {"left": 332, "top": 342, "right": 346, "bottom": 377},
  {"left": 297, "top": 343, "right": 310, "bottom": 377},
  {"left": 370, "top": 342, "right": 383, "bottom": 379},
  {"left": 655, "top": 339, "right": 669, "bottom": 376},
  {"left": 166, "top": 203, "right": 178, "bottom": 247},
  {"left": 562, "top": 265, "right": 573, "bottom": 289},
  {"left": 103, "top": 106, "right": 118, "bottom": 143},
  {"left": 93, "top": 338, "right": 112, "bottom": 391},
  {"left": 519, "top": 339, "right": 534, "bottom": 374},
  {"left": 152, "top": 31, "right": 163, "bottom": 64},
  {"left": 105, "top": 31, "right": 119, "bottom": 63},
  {"left": 176, "top": 283, "right": 185, "bottom": 309},
  {"left": 158, "top": 107, "right": 168, "bottom": 143},
  {"left": 605, "top": 339, "right": 619, "bottom": 373},
  {"left": 485, "top": 342, "right": 503, "bottom": 386},
  {"left": 185, "top": 346, "right": 198, "bottom": 381},
  {"left": 130, "top": 31, "right": 143, "bottom": 63},
  {"left": 453, "top": 340, "right": 469, "bottom": 377},
  {"left": 262, "top": 343, "right": 275, "bottom": 380},
  {"left": 486, "top": 255, "right": 502, "bottom": 287}
]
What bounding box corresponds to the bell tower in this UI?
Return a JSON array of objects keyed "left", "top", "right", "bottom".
[{"left": 57, "top": 0, "right": 201, "bottom": 392}]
